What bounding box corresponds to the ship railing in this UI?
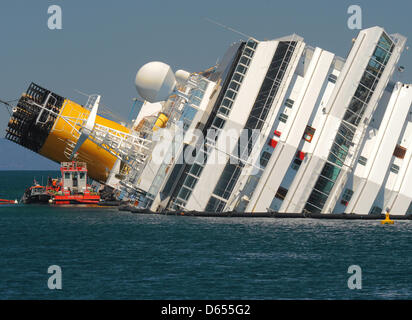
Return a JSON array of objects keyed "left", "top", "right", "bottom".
[
  {"left": 88, "top": 123, "right": 154, "bottom": 170},
  {"left": 61, "top": 161, "right": 87, "bottom": 169},
  {"left": 84, "top": 94, "right": 100, "bottom": 111},
  {"left": 34, "top": 92, "right": 58, "bottom": 125}
]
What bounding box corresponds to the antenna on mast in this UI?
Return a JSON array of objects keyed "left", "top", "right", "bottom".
[
  {"left": 0, "top": 98, "right": 16, "bottom": 116},
  {"left": 204, "top": 18, "right": 253, "bottom": 40}
]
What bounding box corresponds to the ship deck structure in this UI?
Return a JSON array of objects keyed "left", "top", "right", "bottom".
[{"left": 3, "top": 26, "right": 412, "bottom": 215}]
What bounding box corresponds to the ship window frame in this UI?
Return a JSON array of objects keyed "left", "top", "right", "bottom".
[
  {"left": 358, "top": 156, "right": 368, "bottom": 166},
  {"left": 328, "top": 74, "right": 338, "bottom": 84},
  {"left": 260, "top": 151, "right": 271, "bottom": 168},
  {"left": 190, "top": 163, "right": 203, "bottom": 177},
  {"left": 378, "top": 33, "right": 393, "bottom": 52},
  {"left": 243, "top": 48, "right": 254, "bottom": 58},
  {"left": 233, "top": 72, "right": 244, "bottom": 83},
  {"left": 229, "top": 82, "right": 240, "bottom": 91},
  {"left": 211, "top": 116, "right": 226, "bottom": 130},
  {"left": 370, "top": 206, "right": 382, "bottom": 214},
  {"left": 246, "top": 40, "right": 258, "bottom": 50},
  {"left": 177, "top": 186, "right": 192, "bottom": 201},
  {"left": 236, "top": 65, "right": 247, "bottom": 75},
  {"left": 221, "top": 98, "right": 233, "bottom": 108},
  {"left": 278, "top": 113, "right": 288, "bottom": 123},
  {"left": 240, "top": 56, "right": 251, "bottom": 66},
  {"left": 184, "top": 175, "right": 197, "bottom": 189},
  {"left": 390, "top": 163, "right": 400, "bottom": 174},
  {"left": 342, "top": 188, "right": 354, "bottom": 202},
  {"left": 275, "top": 186, "right": 288, "bottom": 200},
  {"left": 218, "top": 106, "right": 230, "bottom": 116},
  {"left": 225, "top": 89, "right": 237, "bottom": 100},
  {"left": 285, "top": 98, "right": 294, "bottom": 108},
  {"left": 291, "top": 158, "right": 302, "bottom": 171}
]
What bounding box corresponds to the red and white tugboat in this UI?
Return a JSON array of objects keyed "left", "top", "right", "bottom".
[{"left": 51, "top": 162, "right": 100, "bottom": 205}]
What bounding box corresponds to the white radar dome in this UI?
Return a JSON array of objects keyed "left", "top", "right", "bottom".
[
  {"left": 175, "top": 70, "right": 191, "bottom": 86},
  {"left": 135, "top": 61, "right": 177, "bottom": 103}
]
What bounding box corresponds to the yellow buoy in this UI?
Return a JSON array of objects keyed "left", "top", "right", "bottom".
[{"left": 381, "top": 212, "right": 394, "bottom": 225}]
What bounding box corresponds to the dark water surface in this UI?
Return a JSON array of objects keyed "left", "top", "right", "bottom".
[{"left": 0, "top": 171, "right": 411, "bottom": 299}]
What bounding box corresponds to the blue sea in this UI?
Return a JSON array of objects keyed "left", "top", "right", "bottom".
[{"left": 0, "top": 171, "right": 411, "bottom": 299}]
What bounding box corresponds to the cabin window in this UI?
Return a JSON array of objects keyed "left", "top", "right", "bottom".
[
  {"left": 275, "top": 186, "right": 288, "bottom": 200},
  {"left": 342, "top": 188, "right": 354, "bottom": 202},
  {"left": 212, "top": 116, "right": 225, "bottom": 129},
  {"left": 279, "top": 113, "right": 288, "bottom": 123},
  {"left": 236, "top": 65, "right": 247, "bottom": 75},
  {"left": 190, "top": 163, "right": 203, "bottom": 177},
  {"left": 285, "top": 99, "right": 294, "bottom": 108},
  {"left": 291, "top": 158, "right": 302, "bottom": 171},
  {"left": 328, "top": 74, "right": 338, "bottom": 83},
  {"left": 218, "top": 106, "right": 229, "bottom": 116},
  {"left": 240, "top": 56, "right": 251, "bottom": 66},
  {"left": 184, "top": 175, "right": 197, "bottom": 189},
  {"left": 260, "top": 151, "right": 271, "bottom": 167},
  {"left": 244, "top": 48, "right": 254, "bottom": 58},
  {"left": 233, "top": 73, "right": 244, "bottom": 83},
  {"left": 221, "top": 97, "right": 233, "bottom": 106},
  {"left": 370, "top": 206, "right": 382, "bottom": 214},
  {"left": 358, "top": 156, "right": 368, "bottom": 166},
  {"left": 393, "top": 145, "right": 406, "bottom": 159},
  {"left": 390, "top": 164, "right": 400, "bottom": 174},
  {"left": 64, "top": 173, "right": 70, "bottom": 179},
  {"left": 229, "top": 82, "right": 240, "bottom": 91},
  {"left": 303, "top": 126, "right": 316, "bottom": 142},
  {"left": 225, "top": 89, "right": 237, "bottom": 100},
  {"left": 246, "top": 40, "right": 258, "bottom": 49},
  {"left": 177, "top": 186, "right": 191, "bottom": 201}
]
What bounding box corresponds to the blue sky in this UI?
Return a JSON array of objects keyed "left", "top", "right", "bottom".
[{"left": 0, "top": 0, "right": 411, "bottom": 170}]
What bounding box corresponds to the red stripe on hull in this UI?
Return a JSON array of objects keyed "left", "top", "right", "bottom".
[{"left": 53, "top": 195, "right": 100, "bottom": 205}]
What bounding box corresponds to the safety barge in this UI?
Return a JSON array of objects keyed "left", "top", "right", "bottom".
[{"left": 22, "top": 161, "right": 100, "bottom": 205}]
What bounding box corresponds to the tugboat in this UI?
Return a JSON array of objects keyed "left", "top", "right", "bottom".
[
  {"left": 21, "top": 179, "right": 53, "bottom": 204},
  {"left": 52, "top": 161, "right": 100, "bottom": 205},
  {"left": 21, "top": 161, "right": 100, "bottom": 205}
]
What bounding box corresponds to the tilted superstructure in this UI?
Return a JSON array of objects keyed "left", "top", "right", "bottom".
[{"left": 4, "top": 26, "right": 412, "bottom": 215}]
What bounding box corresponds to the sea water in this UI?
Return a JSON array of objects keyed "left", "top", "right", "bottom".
[{"left": 0, "top": 171, "right": 411, "bottom": 299}]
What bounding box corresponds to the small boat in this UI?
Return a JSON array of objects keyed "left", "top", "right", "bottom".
[
  {"left": 21, "top": 182, "right": 53, "bottom": 204},
  {"left": 21, "top": 161, "right": 100, "bottom": 205}
]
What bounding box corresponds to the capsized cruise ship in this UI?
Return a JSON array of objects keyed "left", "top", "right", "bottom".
[{"left": 4, "top": 26, "right": 412, "bottom": 215}]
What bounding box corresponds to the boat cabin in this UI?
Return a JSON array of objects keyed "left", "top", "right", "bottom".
[{"left": 61, "top": 162, "right": 88, "bottom": 193}]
